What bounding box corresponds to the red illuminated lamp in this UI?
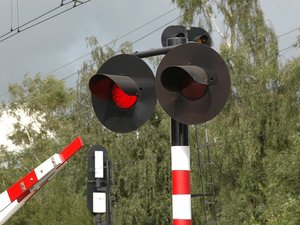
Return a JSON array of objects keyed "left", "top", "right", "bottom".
[
  {"left": 111, "top": 84, "right": 137, "bottom": 109},
  {"left": 89, "top": 76, "right": 138, "bottom": 110}
]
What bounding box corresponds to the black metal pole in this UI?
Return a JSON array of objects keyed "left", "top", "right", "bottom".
[
  {"left": 171, "top": 119, "right": 189, "bottom": 146},
  {"left": 95, "top": 214, "right": 103, "bottom": 225}
]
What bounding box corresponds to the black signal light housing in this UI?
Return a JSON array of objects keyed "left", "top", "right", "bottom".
[
  {"left": 155, "top": 42, "right": 231, "bottom": 125},
  {"left": 89, "top": 54, "right": 156, "bottom": 133}
]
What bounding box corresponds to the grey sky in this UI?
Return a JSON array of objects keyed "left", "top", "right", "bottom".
[{"left": 0, "top": 0, "right": 299, "bottom": 102}]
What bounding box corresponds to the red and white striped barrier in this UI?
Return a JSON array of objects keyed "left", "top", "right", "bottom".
[
  {"left": 171, "top": 146, "right": 191, "bottom": 225},
  {"left": 0, "top": 137, "right": 84, "bottom": 225}
]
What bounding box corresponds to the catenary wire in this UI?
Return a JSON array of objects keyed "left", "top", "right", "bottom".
[
  {"left": 0, "top": 0, "right": 89, "bottom": 41},
  {"left": 10, "top": 0, "right": 13, "bottom": 32},
  {"left": 16, "top": 0, "right": 20, "bottom": 31},
  {"left": 278, "top": 26, "right": 300, "bottom": 38}
]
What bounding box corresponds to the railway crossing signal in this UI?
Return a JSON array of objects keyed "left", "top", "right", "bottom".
[
  {"left": 89, "top": 26, "right": 230, "bottom": 132},
  {"left": 88, "top": 25, "right": 231, "bottom": 225},
  {"left": 89, "top": 54, "right": 156, "bottom": 133},
  {"left": 155, "top": 42, "right": 230, "bottom": 125}
]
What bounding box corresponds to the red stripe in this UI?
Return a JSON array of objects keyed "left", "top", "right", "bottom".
[
  {"left": 7, "top": 170, "right": 38, "bottom": 202},
  {"left": 59, "top": 136, "right": 84, "bottom": 162},
  {"left": 172, "top": 170, "right": 190, "bottom": 194},
  {"left": 173, "top": 219, "right": 192, "bottom": 225}
]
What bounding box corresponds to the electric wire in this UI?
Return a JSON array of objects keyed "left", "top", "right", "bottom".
[
  {"left": 10, "top": 0, "right": 13, "bottom": 32},
  {"left": 130, "top": 15, "right": 183, "bottom": 45},
  {"left": 279, "top": 43, "right": 297, "bottom": 54},
  {"left": 1, "top": 0, "right": 78, "bottom": 39},
  {"left": 0, "top": 0, "right": 185, "bottom": 86},
  {"left": 0, "top": 0, "right": 91, "bottom": 43},
  {"left": 278, "top": 26, "right": 300, "bottom": 38},
  {"left": 16, "top": 0, "right": 20, "bottom": 32}
]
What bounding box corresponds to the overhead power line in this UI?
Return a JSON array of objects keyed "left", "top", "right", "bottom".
[
  {"left": 0, "top": 0, "right": 91, "bottom": 44},
  {"left": 278, "top": 26, "right": 300, "bottom": 38}
]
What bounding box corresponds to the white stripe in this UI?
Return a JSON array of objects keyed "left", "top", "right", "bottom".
[
  {"left": 52, "top": 154, "right": 62, "bottom": 165},
  {"left": 172, "top": 194, "right": 191, "bottom": 219},
  {"left": 0, "top": 200, "right": 19, "bottom": 224},
  {"left": 0, "top": 190, "right": 33, "bottom": 225},
  {"left": 171, "top": 146, "right": 190, "bottom": 171},
  {"left": 34, "top": 154, "right": 61, "bottom": 180},
  {"left": 0, "top": 191, "right": 11, "bottom": 212}
]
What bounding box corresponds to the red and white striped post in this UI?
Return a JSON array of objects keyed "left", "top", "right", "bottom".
[
  {"left": 171, "top": 145, "right": 191, "bottom": 225},
  {"left": 166, "top": 36, "right": 192, "bottom": 225}
]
